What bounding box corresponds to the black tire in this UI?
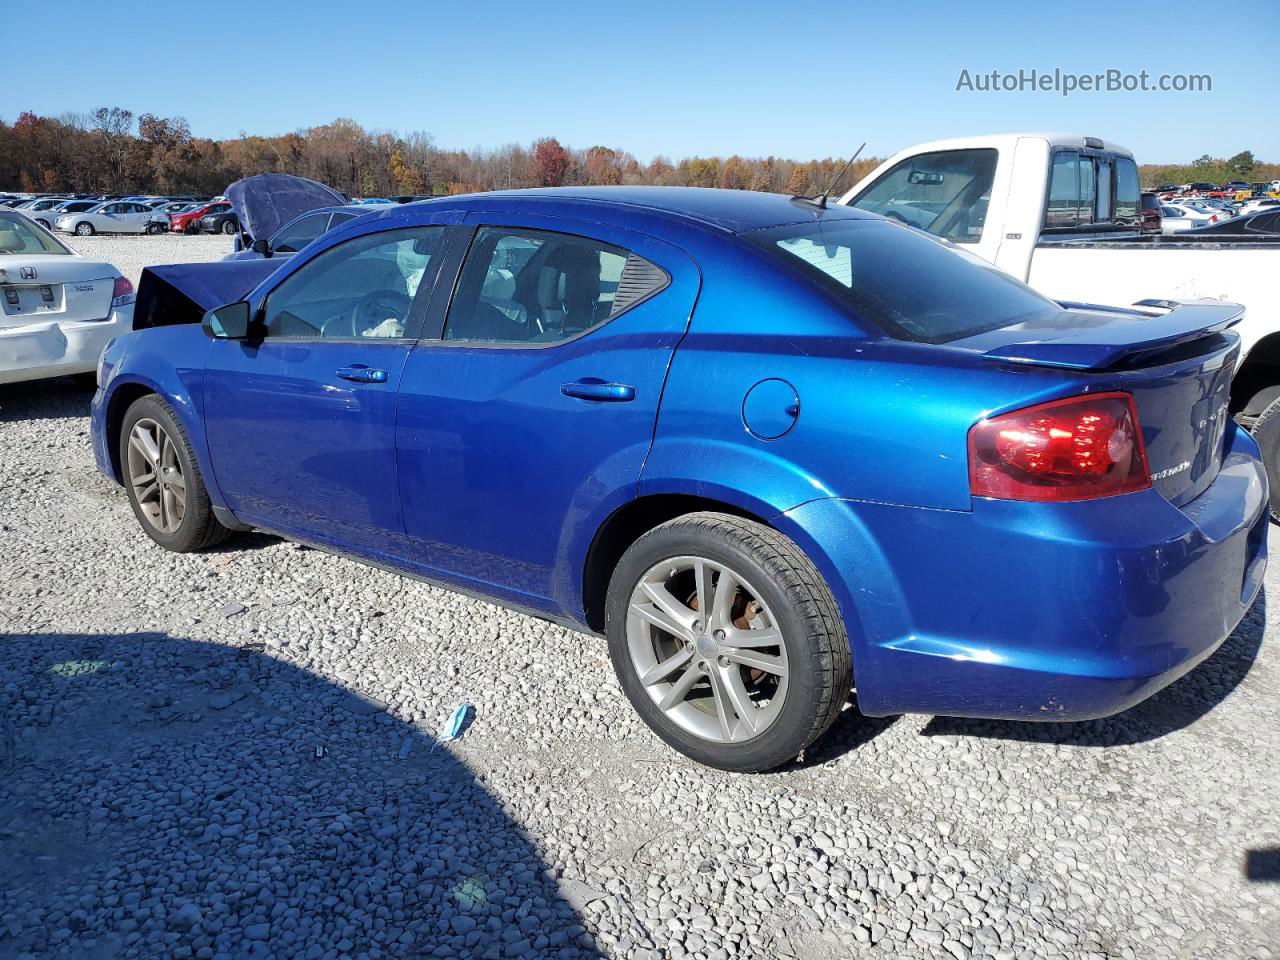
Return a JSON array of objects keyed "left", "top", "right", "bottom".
[
  {"left": 144, "top": 223, "right": 159, "bottom": 235},
  {"left": 119, "top": 395, "right": 233, "bottom": 552},
  {"left": 605, "top": 512, "right": 852, "bottom": 772},
  {"left": 74, "top": 222, "right": 95, "bottom": 236},
  {"left": 221, "top": 220, "right": 236, "bottom": 235},
  {"left": 1251, "top": 395, "right": 1280, "bottom": 522},
  {"left": 35, "top": 218, "right": 50, "bottom": 228}
]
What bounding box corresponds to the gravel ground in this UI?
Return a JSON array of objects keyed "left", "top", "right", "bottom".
[
  {"left": 1, "top": 237, "right": 1278, "bottom": 960},
  {"left": 62, "top": 233, "right": 231, "bottom": 287}
]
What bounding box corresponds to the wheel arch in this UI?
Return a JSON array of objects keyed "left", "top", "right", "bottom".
[
  {"left": 1232, "top": 331, "right": 1280, "bottom": 422},
  {"left": 103, "top": 380, "right": 160, "bottom": 483},
  {"left": 580, "top": 493, "right": 774, "bottom": 633}
]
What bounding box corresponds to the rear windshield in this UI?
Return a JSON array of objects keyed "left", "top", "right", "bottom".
[
  {"left": 746, "top": 218, "right": 1060, "bottom": 343},
  {"left": 0, "top": 212, "right": 71, "bottom": 255}
]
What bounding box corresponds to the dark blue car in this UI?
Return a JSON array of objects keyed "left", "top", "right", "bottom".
[{"left": 91, "top": 188, "right": 1267, "bottom": 771}]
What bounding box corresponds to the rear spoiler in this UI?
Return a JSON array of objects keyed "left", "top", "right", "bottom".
[{"left": 981, "top": 300, "right": 1243, "bottom": 370}]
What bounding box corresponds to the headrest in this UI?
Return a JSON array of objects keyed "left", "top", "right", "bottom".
[
  {"left": 0, "top": 226, "right": 23, "bottom": 253},
  {"left": 482, "top": 267, "right": 516, "bottom": 302}
]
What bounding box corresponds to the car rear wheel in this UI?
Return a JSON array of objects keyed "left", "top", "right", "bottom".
[
  {"left": 605, "top": 512, "right": 851, "bottom": 772},
  {"left": 120, "top": 395, "right": 232, "bottom": 552},
  {"left": 74, "top": 222, "right": 95, "bottom": 236},
  {"left": 221, "top": 221, "right": 236, "bottom": 235}
]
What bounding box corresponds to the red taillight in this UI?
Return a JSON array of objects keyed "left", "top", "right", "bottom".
[
  {"left": 111, "top": 275, "right": 134, "bottom": 307},
  {"left": 968, "top": 392, "right": 1151, "bottom": 502}
]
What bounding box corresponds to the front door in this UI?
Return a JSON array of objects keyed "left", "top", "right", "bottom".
[
  {"left": 395, "top": 214, "right": 700, "bottom": 612},
  {"left": 203, "top": 222, "right": 459, "bottom": 553}
]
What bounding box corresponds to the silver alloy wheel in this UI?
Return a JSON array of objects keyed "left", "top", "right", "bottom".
[
  {"left": 126, "top": 418, "right": 186, "bottom": 534},
  {"left": 626, "top": 556, "right": 789, "bottom": 743},
  {"left": 75, "top": 222, "right": 93, "bottom": 236}
]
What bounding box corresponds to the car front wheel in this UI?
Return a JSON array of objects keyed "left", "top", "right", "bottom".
[
  {"left": 222, "top": 221, "right": 236, "bottom": 235},
  {"left": 120, "top": 395, "right": 232, "bottom": 552},
  {"left": 75, "top": 222, "right": 95, "bottom": 236},
  {"left": 606, "top": 512, "right": 851, "bottom": 772}
]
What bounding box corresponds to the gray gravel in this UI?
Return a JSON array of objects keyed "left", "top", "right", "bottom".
[
  {"left": 1, "top": 236, "right": 1278, "bottom": 959},
  {"left": 62, "top": 233, "right": 230, "bottom": 287}
]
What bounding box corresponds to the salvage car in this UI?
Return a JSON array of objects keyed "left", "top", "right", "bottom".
[
  {"left": 225, "top": 204, "right": 389, "bottom": 261},
  {"left": 91, "top": 188, "right": 1266, "bottom": 772},
  {"left": 18, "top": 197, "right": 81, "bottom": 229},
  {"left": 0, "top": 211, "right": 134, "bottom": 385},
  {"left": 222, "top": 173, "right": 347, "bottom": 252},
  {"left": 1178, "top": 209, "right": 1280, "bottom": 236},
  {"left": 54, "top": 201, "right": 166, "bottom": 236},
  {"left": 171, "top": 201, "right": 231, "bottom": 235},
  {"left": 197, "top": 208, "right": 240, "bottom": 236}
]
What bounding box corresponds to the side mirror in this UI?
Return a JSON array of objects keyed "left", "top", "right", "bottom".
[
  {"left": 202, "top": 301, "right": 251, "bottom": 340},
  {"left": 252, "top": 237, "right": 271, "bottom": 257}
]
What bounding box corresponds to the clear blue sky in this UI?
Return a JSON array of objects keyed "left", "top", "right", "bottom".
[{"left": 4, "top": 0, "right": 1278, "bottom": 163}]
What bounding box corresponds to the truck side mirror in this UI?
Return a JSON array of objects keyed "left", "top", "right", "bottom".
[
  {"left": 202, "top": 301, "right": 251, "bottom": 340},
  {"left": 252, "top": 237, "right": 271, "bottom": 257}
]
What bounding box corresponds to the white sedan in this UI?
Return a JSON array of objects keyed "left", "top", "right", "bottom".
[
  {"left": 0, "top": 211, "right": 134, "bottom": 385},
  {"left": 54, "top": 201, "right": 166, "bottom": 236},
  {"left": 1159, "top": 203, "right": 1217, "bottom": 235}
]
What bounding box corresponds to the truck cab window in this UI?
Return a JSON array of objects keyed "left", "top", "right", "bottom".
[
  {"left": 847, "top": 148, "right": 997, "bottom": 244},
  {"left": 1114, "top": 158, "right": 1140, "bottom": 226},
  {"left": 1045, "top": 151, "right": 1101, "bottom": 231}
]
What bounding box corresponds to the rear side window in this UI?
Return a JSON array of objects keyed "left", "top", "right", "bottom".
[
  {"left": 848, "top": 148, "right": 996, "bottom": 243},
  {"left": 444, "top": 226, "right": 667, "bottom": 345},
  {"left": 746, "top": 218, "right": 1060, "bottom": 344}
]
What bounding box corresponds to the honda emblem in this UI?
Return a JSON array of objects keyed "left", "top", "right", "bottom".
[{"left": 19, "top": 266, "right": 37, "bottom": 280}]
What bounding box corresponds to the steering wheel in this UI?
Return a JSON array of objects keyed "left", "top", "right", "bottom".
[{"left": 343, "top": 289, "right": 412, "bottom": 338}]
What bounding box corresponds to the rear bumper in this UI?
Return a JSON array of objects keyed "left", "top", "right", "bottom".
[
  {"left": 0, "top": 306, "right": 132, "bottom": 385},
  {"left": 777, "top": 424, "right": 1268, "bottom": 721}
]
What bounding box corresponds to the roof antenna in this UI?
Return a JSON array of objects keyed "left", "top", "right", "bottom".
[{"left": 792, "top": 143, "right": 866, "bottom": 210}]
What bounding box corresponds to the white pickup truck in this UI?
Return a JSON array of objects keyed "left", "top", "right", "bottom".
[{"left": 839, "top": 133, "right": 1280, "bottom": 503}]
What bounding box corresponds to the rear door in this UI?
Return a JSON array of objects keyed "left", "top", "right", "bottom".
[
  {"left": 202, "top": 216, "right": 463, "bottom": 552},
  {"left": 395, "top": 213, "right": 699, "bottom": 610}
]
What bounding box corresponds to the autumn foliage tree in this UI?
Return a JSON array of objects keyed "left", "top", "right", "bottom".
[{"left": 531, "top": 137, "right": 571, "bottom": 187}]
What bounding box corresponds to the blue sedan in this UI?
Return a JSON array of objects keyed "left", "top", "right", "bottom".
[{"left": 90, "top": 188, "right": 1267, "bottom": 771}]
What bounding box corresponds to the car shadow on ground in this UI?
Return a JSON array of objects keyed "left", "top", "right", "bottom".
[
  {"left": 1245, "top": 848, "right": 1280, "bottom": 883},
  {"left": 0, "top": 377, "right": 95, "bottom": 422},
  {"left": 0, "top": 631, "right": 602, "bottom": 959},
  {"left": 920, "top": 590, "right": 1267, "bottom": 748}
]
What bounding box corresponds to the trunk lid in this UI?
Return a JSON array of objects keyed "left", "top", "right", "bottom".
[
  {"left": 955, "top": 300, "right": 1242, "bottom": 507},
  {"left": 0, "top": 256, "right": 117, "bottom": 324}
]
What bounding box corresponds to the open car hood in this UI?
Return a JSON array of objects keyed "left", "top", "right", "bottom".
[
  {"left": 133, "top": 259, "right": 283, "bottom": 329},
  {"left": 225, "top": 174, "right": 344, "bottom": 245}
]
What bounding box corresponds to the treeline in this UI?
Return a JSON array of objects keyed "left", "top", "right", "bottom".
[
  {"left": 5, "top": 109, "right": 1273, "bottom": 199},
  {"left": 0, "top": 108, "right": 882, "bottom": 198},
  {"left": 1139, "top": 151, "right": 1280, "bottom": 188}
]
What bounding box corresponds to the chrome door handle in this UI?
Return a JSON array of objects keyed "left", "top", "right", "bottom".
[
  {"left": 336, "top": 364, "right": 388, "bottom": 384},
  {"left": 561, "top": 379, "right": 635, "bottom": 402}
]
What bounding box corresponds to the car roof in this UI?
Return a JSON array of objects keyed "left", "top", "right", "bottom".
[{"left": 374, "top": 187, "right": 878, "bottom": 235}]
